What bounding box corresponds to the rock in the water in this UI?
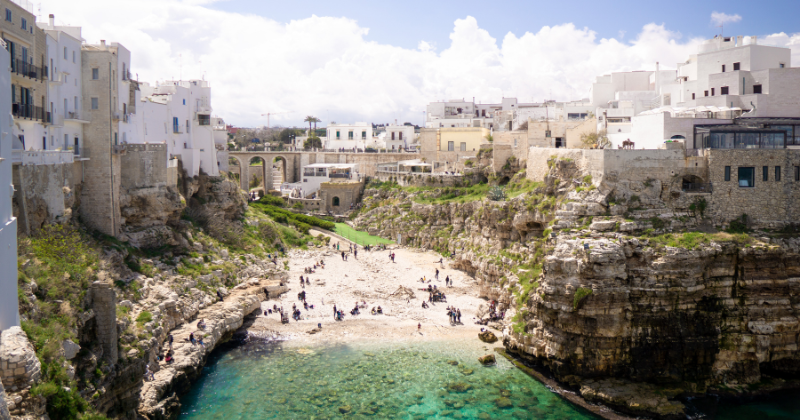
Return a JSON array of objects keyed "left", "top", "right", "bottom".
[
  {"left": 495, "top": 397, "right": 513, "bottom": 409},
  {"left": 478, "top": 331, "right": 498, "bottom": 343},
  {"left": 478, "top": 354, "right": 496, "bottom": 365},
  {"left": 339, "top": 405, "right": 352, "bottom": 414}
]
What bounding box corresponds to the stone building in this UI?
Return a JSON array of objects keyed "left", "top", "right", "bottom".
[{"left": 79, "top": 40, "right": 134, "bottom": 236}]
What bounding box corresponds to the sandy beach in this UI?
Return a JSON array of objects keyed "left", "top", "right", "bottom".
[{"left": 246, "top": 238, "right": 493, "bottom": 346}]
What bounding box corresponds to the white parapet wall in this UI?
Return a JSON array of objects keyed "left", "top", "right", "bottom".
[{"left": 0, "top": 46, "right": 19, "bottom": 330}]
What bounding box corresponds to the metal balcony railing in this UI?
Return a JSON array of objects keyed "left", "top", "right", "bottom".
[
  {"left": 12, "top": 104, "right": 48, "bottom": 122},
  {"left": 682, "top": 183, "right": 713, "bottom": 193},
  {"left": 11, "top": 59, "right": 47, "bottom": 80}
]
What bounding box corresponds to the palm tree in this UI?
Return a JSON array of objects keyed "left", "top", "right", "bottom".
[
  {"left": 313, "top": 117, "right": 321, "bottom": 131},
  {"left": 304, "top": 115, "right": 316, "bottom": 134}
]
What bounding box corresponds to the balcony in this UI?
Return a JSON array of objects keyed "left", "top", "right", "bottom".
[
  {"left": 12, "top": 104, "right": 48, "bottom": 122},
  {"left": 65, "top": 111, "right": 89, "bottom": 123},
  {"left": 11, "top": 59, "right": 47, "bottom": 81},
  {"left": 11, "top": 150, "right": 74, "bottom": 166}
]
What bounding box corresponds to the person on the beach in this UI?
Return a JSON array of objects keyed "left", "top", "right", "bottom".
[
  {"left": 190, "top": 333, "right": 196, "bottom": 345},
  {"left": 435, "top": 269, "right": 439, "bottom": 280},
  {"left": 418, "top": 323, "right": 421, "bottom": 331}
]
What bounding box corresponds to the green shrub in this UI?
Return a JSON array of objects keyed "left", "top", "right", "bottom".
[
  {"left": 258, "top": 195, "right": 286, "bottom": 207},
  {"left": 573, "top": 287, "right": 593, "bottom": 309}
]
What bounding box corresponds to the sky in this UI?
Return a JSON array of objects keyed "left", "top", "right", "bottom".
[{"left": 37, "top": 0, "right": 800, "bottom": 128}]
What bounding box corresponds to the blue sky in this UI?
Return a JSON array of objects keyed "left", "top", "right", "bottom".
[{"left": 211, "top": 0, "right": 797, "bottom": 52}]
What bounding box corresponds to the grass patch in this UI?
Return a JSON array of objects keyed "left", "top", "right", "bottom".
[{"left": 334, "top": 223, "right": 394, "bottom": 246}]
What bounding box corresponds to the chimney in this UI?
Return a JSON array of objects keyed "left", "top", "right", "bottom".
[
  {"left": 100, "top": 40, "right": 106, "bottom": 48},
  {"left": 49, "top": 14, "right": 54, "bottom": 27}
]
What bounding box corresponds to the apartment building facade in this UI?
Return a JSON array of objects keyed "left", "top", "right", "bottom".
[
  {"left": 1, "top": 0, "right": 49, "bottom": 151},
  {"left": 135, "top": 79, "right": 219, "bottom": 177},
  {"left": 39, "top": 14, "right": 87, "bottom": 155}
]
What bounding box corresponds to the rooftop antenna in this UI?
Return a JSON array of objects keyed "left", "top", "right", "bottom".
[{"left": 179, "top": 53, "right": 182, "bottom": 81}]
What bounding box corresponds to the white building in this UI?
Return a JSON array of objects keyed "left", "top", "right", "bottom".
[
  {"left": 426, "top": 97, "right": 594, "bottom": 131},
  {"left": 325, "top": 123, "right": 373, "bottom": 150},
  {"left": 375, "top": 123, "right": 416, "bottom": 151},
  {"left": 0, "top": 44, "right": 20, "bottom": 330},
  {"left": 135, "top": 79, "right": 219, "bottom": 176},
  {"left": 286, "top": 163, "right": 359, "bottom": 198},
  {"left": 212, "top": 116, "right": 229, "bottom": 171},
  {"left": 591, "top": 35, "right": 798, "bottom": 149},
  {"left": 39, "top": 14, "right": 87, "bottom": 155}
]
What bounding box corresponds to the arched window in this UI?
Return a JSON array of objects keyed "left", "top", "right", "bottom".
[{"left": 332, "top": 196, "right": 340, "bottom": 206}]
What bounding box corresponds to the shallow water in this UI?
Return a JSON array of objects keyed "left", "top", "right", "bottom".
[{"left": 178, "top": 337, "right": 600, "bottom": 420}]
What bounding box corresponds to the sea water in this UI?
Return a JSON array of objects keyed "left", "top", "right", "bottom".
[{"left": 178, "top": 336, "right": 599, "bottom": 420}]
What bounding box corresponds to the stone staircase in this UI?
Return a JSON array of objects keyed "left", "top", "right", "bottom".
[{"left": 272, "top": 167, "right": 283, "bottom": 190}]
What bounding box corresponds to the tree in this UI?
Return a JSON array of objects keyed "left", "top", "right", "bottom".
[
  {"left": 303, "top": 136, "right": 322, "bottom": 150},
  {"left": 580, "top": 130, "right": 610, "bottom": 149},
  {"left": 304, "top": 116, "right": 319, "bottom": 133}
]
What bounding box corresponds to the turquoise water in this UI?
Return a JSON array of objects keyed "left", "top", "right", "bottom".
[
  {"left": 689, "top": 389, "right": 800, "bottom": 420},
  {"left": 178, "top": 337, "right": 599, "bottom": 420}
]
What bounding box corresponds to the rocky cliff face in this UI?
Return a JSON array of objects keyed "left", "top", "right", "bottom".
[{"left": 355, "top": 160, "right": 800, "bottom": 417}]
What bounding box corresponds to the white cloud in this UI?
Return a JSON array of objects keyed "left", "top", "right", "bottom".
[
  {"left": 711, "top": 12, "right": 742, "bottom": 27},
  {"left": 38, "top": 1, "right": 799, "bottom": 127}
]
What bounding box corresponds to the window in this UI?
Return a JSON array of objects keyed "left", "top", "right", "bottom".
[
  {"left": 738, "top": 167, "right": 755, "bottom": 187},
  {"left": 763, "top": 166, "right": 769, "bottom": 181},
  {"left": 721, "top": 64, "right": 725, "bottom": 72},
  {"left": 74, "top": 96, "right": 78, "bottom": 112},
  {"left": 361, "top": 131, "right": 366, "bottom": 139},
  {"left": 332, "top": 197, "right": 340, "bottom": 206},
  {"left": 780, "top": 63, "right": 785, "bottom": 68},
  {"left": 92, "top": 68, "right": 99, "bottom": 80},
  {"left": 5, "top": 9, "right": 10, "bottom": 22},
  {"left": 21, "top": 18, "right": 26, "bottom": 30},
  {"left": 692, "top": 93, "right": 695, "bottom": 100},
  {"left": 704, "top": 90, "right": 709, "bottom": 97},
  {"left": 721, "top": 86, "right": 729, "bottom": 95},
  {"left": 753, "top": 84, "right": 762, "bottom": 94},
  {"left": 64, "top": 134, "right": 68, "bottom": 147},
  {"left": 460, "top": 142, "right": 466, "bottom": 151},
  {"left": 336, "top": 130, "right": 340, "bottom": 139},
  {"left": 733, "top": 62, "right": 740, "bottom": 71},
  {"left": 711, "top": 88, "right": 715, "bottom": 96},
  {"left": 198, "top": 114, "right": 211, "bottom": 126},
  {"left": 399, "top": 132, "right": 403, "bottom": 140},
  {"left": 182, "top": 99, "right": 185, "bottom": 105},
  {"left": 724, "top": 166, "right": 731, "bottom": 181},
  {"left": 72, "top": 51, "right": 75, "bottom": 63},
  {"left": 776, "top": 166, "right": 781, "bottom": 182},
  {"left": 348, "top": 131, "right": 353, "bottom": 140},
  {"left": 186, "top": 120, "right": 190, "bottom": 133},
  {"left": 796, "top": 166, "right": 800, "bottom": 182},
  {"left": 91, "top": 97, "right": 98, "bottom": 109},
  {"left": 391, "top": 132, "right": 395, "bottom": 140},
  {"left": 447, "top": 141, "right": 454, "bottom": 151},
  {"left": 64, "top": 47, "right": 67, "bottom": 59},
  {"left": 173, "top": 117, "right": 179, "bottom": 133}
]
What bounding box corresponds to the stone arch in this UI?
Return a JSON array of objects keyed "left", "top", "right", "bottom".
[
  {"left": 247, "top": 156, "right": 269, "bottom": 193},
  {"left": 682, "top": 174, "right": 704, "bottom": 191},
  {"left": 228, "top": 155, "right": 247, "bottom": 191},
  {"left": 272, "top": 155, "right": 290, "bottom": 186}
]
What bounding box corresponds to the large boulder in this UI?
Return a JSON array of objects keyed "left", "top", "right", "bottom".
[
  {"left": 478, "top": 330, "right": 498, "bottom": 343},
  {"left": 478, "top": 354, "right": 496, "bottom": 365}
]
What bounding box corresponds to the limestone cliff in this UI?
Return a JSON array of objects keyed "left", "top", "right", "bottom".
[{"left": 354, "top": 160, "right": 800, "bottom": 418}]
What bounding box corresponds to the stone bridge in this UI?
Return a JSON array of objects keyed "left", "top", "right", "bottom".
[{"left": 227, "top": 151, "right": 419, "bottom": 191}]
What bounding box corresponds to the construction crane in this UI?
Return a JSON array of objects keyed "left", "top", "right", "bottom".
[{"left": 261, "top": 111, "right": 295, "bottom": 128}]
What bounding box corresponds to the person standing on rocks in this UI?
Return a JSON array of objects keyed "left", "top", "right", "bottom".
[
  {"left": 333, "top": 304, "right": 337, "bottom": 319},
  {"left": 435, "top": 269, "right": 439, "bottom": 280}
]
